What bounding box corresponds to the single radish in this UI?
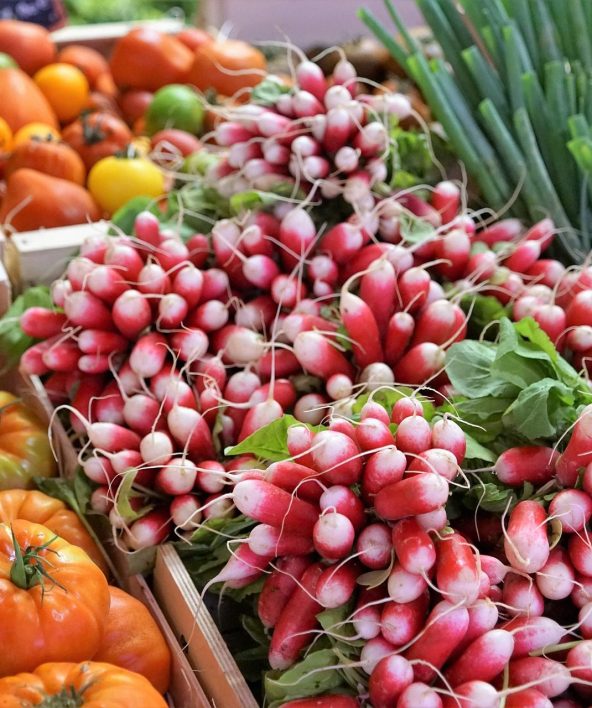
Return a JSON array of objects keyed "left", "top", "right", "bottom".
[
  {"left": 355, "top": 417, "right": 395, "bottom": 451},
  {"left": 556, "top": 404, "right": 592, "bottom": 485},
  {"left": 380, "top": 593, "right": 428, "bottom": 646},
  {"left": 504, "top": 689, "right": 553, "bottom": 708},
  {"left": 319, "top": 486, "right": 365, "bottom": 530},
  {"left": 375, "top": 473, "right": 449, "bottom": 521},
  {"left": 432, "top": 180, "right": 460, "bottom": 223},
  {"left": 392, "top": 518, "right": 436, "bottom": 575},
  {"left": 320, "top": 223, "right": 364, "bottom": 265},
  {"left": 397, "top": 682, "right": 443, "bottom": 708},
  {"left": 123, "top": 394, "right": 162, "bottom": 436},
  {"left": 247, "top": 524, "right": 314, "bottom": 557},
  {"left": 78, "top": 330, "right": 127, "bottom": 356},
  {"left": 502, "top": 572, "right": 545, "bottom": 617},
  {"left": 360, "top": 636, "right": 397, "bottom": 674},
  {"left": 20, "top": 308, "right": 67, "bottom": 339},
  {"left": 368, "top": 654, "right": 414, "bottom": 708},
  {"left": 441, "top": 681, "right": 499, "bottom": 708},
  {"left": 508, "top": 657, "right": 571, "bottom": 697},
  {"left": 258, "top": 556, "right": 311, "bottom": 629},
  {"left": 157, "top": 293, "right": 189, "bottom": 329},
  {"left": 311, "top": 430, "right": 363, "bottom": 486},
  {"left": 407, "top": 448, "right": 459, "bottom": 481},
  {"left": 233, "top": 479, "right": 319, "bottom": 533},
  {"left": 340, "top": 290, "right": 384, "bottom": 369},
  {"left": 313, "top": 511, "right": 355, "bottom": 560},
  {"left": 436, "top": 532, "right": 481, "bottom": 606},
  {"left": 453, "top": 598, "right": 499, "bottom": 657},
  {"left": 64, "top": 291, "right": 114, "bottom": 330},
  {"left": 167, "top": 406, "right": 215, "bottom": 460},
  {"left": 444, "top": 629, "right": 514, "bottom": 686},
  {"left": 94, "top": 381, "right": 124, "bottom": 424},
  {"left": 494, "top": 446, "right": 557, "bottom": 486},
  {"left": 353, "top": 587, "right": 383, "bottom": 640},
  {"left": 430, "top": 418, "right": 466, "bottom": 464},
  {"left": 170, "top": 494, "right": 202, "bottom": 530},
  {"left": 395, "top": 415, "right": 432, "bottom": 455},
  {"left": 387, "top": 563, "right": 427, "bottom": 603},
  {"left": 293, "top": 393, "right": 330, "bottom": 426},
  {"left": 125, "top": 509, "right": 172, "bottom": 550},
  {"left": 129, "top": 332, "right": 168, "bottom": 379},
  {"left": 238, "top": 400, "right": 283, "bottom": 441},
  {"left": 549, "top": 489, "right": 592, "bottom": 532},
  {"left": 315, "top": 560, "right": 359, "bottom": 608},
  {"left": 504, "top": 500, "right": 549, "bottom": 574},
  {"left": 356, "top": 523, "right": 392, "bottom": 569},
  {"left": 278, "top": 207, "right": 316, "bottom": 269},
  {"left": 391, "top": 397, "right": 424, "bottom": 424},
  {"left": 104, "top": 243, "right": 143, "bottom": 281},
  {"left": 210, "top": 543, "right": 272, "bottom": 589},
  {"left": 112, "top": 290, "right": 152, "bottom": 339},
  {"left": 404, "top": 601, "right": 470, "bottom": 682},
  {"left": 268, "top": 562, "right": 324, "bottom": 670},
  {"left": 394, "top": 342, "right": 446, "bottom": 386},
  {"left": 568, "top": 533, "right": 592, "bottom": 575},
  {"left": 139, "top": 430, "right": 173, "bottom": 466},
  {"left": 502, "top": 615, "right": 565, "bottom": 657},
  {"left": 265, "top": 460, "right": 322, "bottom": 503}
]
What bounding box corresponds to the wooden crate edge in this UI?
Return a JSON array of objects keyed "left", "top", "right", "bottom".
[{"left": 153, "top": 545, "right": 258, "bottom": 708}]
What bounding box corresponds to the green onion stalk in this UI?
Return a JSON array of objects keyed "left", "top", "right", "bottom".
[{"left": 359, "top": 0, "right": 592, "bottom": 263}]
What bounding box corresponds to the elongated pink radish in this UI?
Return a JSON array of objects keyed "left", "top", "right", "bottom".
[
  {"left": 82, "top": 455, "right": 115, "bottom": 484},
  {"left": 270, "top": 273, "right": 307, "bottom": 308},
  {"left": 268, "top": 561, "right": 324, "bottom": 670},
  {"left": 80, "top": 234, "right": 109, "bottom": 263},
  {"left": 509, "top": 657, "right": 571, "bottom": 698},
  {"left": 167, "top": 406, "right": 215, "bottom": 460},
  {"left": 51, "top": 279, "right": 73, "bottom": 308},
  {"left": 504, "top": 500, "right": 549, "bottom": 574},
  {"left": 250, "top": 380, "right": 297, "bottom": 411},
  {"left": 504, "top": 239, "right": 541, "bottom": 273},
  {"left": 432, "top": 180, "right": 460, "bottom": 223},
  {"left": 258, "top": 556, "right": 311, "bottom": 629},
  {"left": 278, "top": 207, "right": 316, "bottom": 270},
  {"left": 66, "top": 256, "right": 95, "bottom": 290},
  {"left": 556, "top": 404, "right": 592, "bottom": 485},
  {"left": 390, "top": 399, "right": 423, "bottom": 427},
  {"left": 282, "top": 313, "right": 336, "bottom": 343},
  {"left": 526, "top": 258, "right": 565, "bottom": 288},
  {"left": 430, "top": 418, "right": 466, "bottom": 464},
  {"left": 170, "top": 494, "right": 202, "bottom": 531},
  {"left": 125, "top": 509, "right": 172, "bottom": 550},
  {"left": 566, "top": 290, "right": 592, "bottom": 328},
  {"left": 353, "top": 262, "right": 395, "bottom": 339},
  {"left": 218, "top": 326, "right": 265, "bottom": 366},
  {"left": 139, "top": 430, "right": 172, "bottom": 466},
  {"left": 361, "top": 636, "right": 397, "bottom": 674},
  {"left": 531, "top": 304, "right": 566, "bottom": 345},
  {"left": 20, "top": 308, "right": 67, "bottom": 338},
  {"left": 567, "top": 638, "right": 592, "bottom": 692},
  {"left": 155, "top": 238, "right": 190, "bottom": 273},
  {"left": 238, "top": 399, "right": 283, "bottom": 442},
  {"left": 381, "top": 593, "right": 428, "bottom": 646},
  {"left": 480, "top": 555, "right": 507, "bottom": 586},
  {"left": 129, "top": 332, "right": 168, "bottom": 378},
  {"left": 356, "top": 522, "right": 392, "bottom": 569},
  {"left": 64, "top": 291, "right": 114, "bottom": 330},
  {"left": 315, "top": 560, "right": 359, "bottom": 608},
  {"left": 323, "top": 106, "right": 352, "bottom": 152},
  {"left": 339, "top": 290, "right": 383, "bottom": 369},
  {"left": 566, "top": 325, "right": 592, "bottom": 352},
  {"left": 505, "top": 689, "right": 553, "bottom": 708},
  {"left": 228, "top": 141, "right": 262, "bottom": 168},
  {"left": 412, "top": 300, "right": 467, "bottom": 348},
  {"left": 397, "top": 682, "right": 443, "bottom": 708},
  {"left": 133, "top": 210, "right": 160, "bottom": 247},
  {"left": 452, "top": 599, "right": 499, "bottom": 659},
  {"left": 313, "top": 511, "right": 355, "bottom": 560},
  {"left": 199, "top": 387, "right": 219, "bottom": 426},
  {"left": 392, "top": 518, "right": 436, "bottom": 575},
  {"left": 397, "top": 267, "right": 431, "bottom": 313},
  {"left": 549, "top": 489, "right": 592, "bottom": 532},
  {"left": 169, "top": 329, "right": 208, "bottom": 363},
  {"left": 320, "top": 222, "right": 364, "bottom": 265},
  {"left": 328, "top": 419, "right": 357, "bottom": 439},
  {"left": 88, "top": 422, "right": 140, "bottom": 452},
  {"left": 151, "top": 372, "right": 195, "bottom": 413},
  {"left": 352, "top": 587, "right": 383, "bottom": 640},
  {"left": 477, "top": 218, "right": 522, "bottom": 246},
  {"left": 293, "top": 393, "right": 330, "bottom": 426},
  {"left": 112, "top": 290, "right": 152, "bottom": 339},
  {"left": 502, "top": 572, "right": 544, "bottom": 617},
  {"left": 394, "top": 342, "right": 446, "bottom": 385},
  {"left": 494, "top": 446, "right": 557, "bottom": 486},
  {"left": 156, "top": 293, "right": 188, "bottom": 329},
  {"left": 395, "top": 415, "right": 431, "bottom": 455},
  {"left": 70, "top": 376, "right": 104, "bottom": 431},
  {"left": 202, "top": 493, "right": 233, "bottom": 520},
  {"left": 405, "top": 601, "right": 470, "bottom": 682},
  {"left": 247, "top": 524, "right": 314, "bottom": 557},
  {"left": 78, "top": 330, "right": 127, "bottom": 356},
  {"left": 387, "top": 563, "right": 427, "bottom": 603},
  {"left": 215, "top": 121, "right": 255, "bottom": 145},
  {"left": 256, "top": 349, "right": 301, "bottom": 380},
  {"left": 445, "top": 629, "right": 514, "bottom": 686},
  {"left": 362, "top": 447, "right": 407, "bottom": 497},
  {"left": 42, "top": 341, "right": 81, "bottom": 372},
  {"left": 502, "top": 615, "right": 565, "bottom": 658},
  {"left": 86, "top": 265, "right": 129, "bottom": 304},
  {"left": 416, "top": 506, "right": 448, "bottom": 532},
  {"left": 375, "top": 473, "right": 449, "bottom": 521},
  {"left": 211, "top": 543, "right": 272, "bottom": 589},
  {"left": 311, "top": 430, "right": 362, "bottom": 486},
  {"left": 122, "top": 394, "right": 162, "bottom": 435},
  {"left": 355, "top": 418, "right": 395, "bottom": 452},
  {"left": 104, "top": 242, "right": 144, "bottom": 280},
  {"left": 572, "top": 573, "right": 592, "bottom": 608},
  {"left": 94, "top": 381, "right": 124, "bottom": 424},
  {"left": 286, "top": 424, "right": 315, "bottom": 468},
  {"left": 193, "top": 460, "right": 225, "bottom": 495},
  {"left": 319, "top": 485, "right": 365, "bottom": 530},
  {"left": 109, "top": 450, "right": 142, "bottom": 476},
  {"left": 407, "top": 448, "right": 458, "bottom": 481},
  {"left": 233, "top": 479, "right": 318, "bottom": 533},
  {"left": 265, "top": 460, "right": 322, "bottom": 502},
  {"left": 436, "top": 532, "right": 481, "bottom": 606},
  {"left": 198, "top": 268, "right": 229, "bottom": 304},
  {"left": 568, "top": 532, "right": 592, "bottom": 575},
  {"left": 360, "top": 401, "right": 391, "bottom": 426},
  {"left": 74, "top": 356, "right": 106, "bottom": 379},
  {"left": 441, "top": 681, "right": 499, "bottom": 708},
  {"left": 20, "top": 340, "right": 53, "bottom": 376},
  {"left": 368, "top": 654, "right": 414, "bottom": 708},
  {"left": 156, "top": 458, "right": 197, "bottom": 495}
]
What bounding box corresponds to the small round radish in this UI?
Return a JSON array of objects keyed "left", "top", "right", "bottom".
[
  {"left": 156, "top": 458, "right": 198, "bottom": 495},
  {"left": 170, "top": 494, "right": 202, "bottom": 530},
  {"left": 387, "top": 562, "right": 427, "bottom": 603},
  {"left": 313, "top": 511, "right": 355, "bottom": 560},
  {"left": 430, "top": 417, "right": 466, "bottom": 464},
  {"left": 140, "top": 431, "right": 173, "bottom": 466},
  {"left": 395, "top": 415, "right": 431, "bottom": 454},
  {"left": 504, "top": 500, "right": 549, "bottom": 574},
  {"left": 125, "top": 509, "right": 172, "bottom": 550},
  {"left": 360, "top": 636, "right": 397, "bottom": 675},
  {"left": 368, "top": 654, "right": 414, "bottom": 708},
  {"left": 548, "top": 488, "right": 592, "bottom": 532},
  {"left": 356, "top": 523, "right": 392, "bottom": 569},
  {"left": 381, "top": 593, "right": 427, "bottom": 647},
  {"left": 315, "top": 561, "right": 358, "bottom": 609}
]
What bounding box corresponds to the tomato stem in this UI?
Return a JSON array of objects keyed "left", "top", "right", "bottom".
[
  {"left": 9, "top": 527, "right": 65, "bottom": 595},
  {"left": 37, "top": 687, "right": 84, "bottom": 708}
]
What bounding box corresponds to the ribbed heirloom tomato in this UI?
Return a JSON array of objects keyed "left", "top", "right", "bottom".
[
  {"left": 62, "top": 112, "right": 132, "bottom": 170},
  {"left": 6, "top": 139, "right": 86, "bottom": 184},
  {"left": 0, "top": 661, "right": 167, "bottom": 706},
  {"left": 0, "top": 393, "right": 56, "bottom": 490},
  {"left": 0, "top": 520, "right": 110, "bottom": 676},
  {"left": 0, "top": 490, "right": 107, "bottom": 574}
]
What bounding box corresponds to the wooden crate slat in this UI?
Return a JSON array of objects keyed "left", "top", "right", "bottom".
[{"left": 154, "top": 545, "right": 259, "bottom": 708}]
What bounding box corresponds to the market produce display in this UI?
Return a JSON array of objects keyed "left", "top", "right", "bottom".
[{"left": 5, "top": 6, "right": 592, "bottom": 708}]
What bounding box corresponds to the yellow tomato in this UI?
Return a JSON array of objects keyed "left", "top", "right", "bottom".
[
  {"left": 0, "top": 116, "right": 12, "bottom": 152},
  {"left": 13, "top": 122, "right": 60, "bottom": 146},
  {"left": 88, "top": 155, "right": 165, "bottom": 215},
  {"left": 33, "top": 63, "right": 89, "bottom": 123}
]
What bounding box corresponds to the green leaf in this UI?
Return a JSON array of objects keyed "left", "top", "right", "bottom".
[
  {"left": 264, "top": 649, "right": 344, "bottom": 704},
  {"left": 502, "top": 378, "right": 574, "bottom": 440},
  {"left": 445, "top": 339, "right": 517, "bottom": 397},
  {"left": 491, "top": 318, "right": 556, "bottom": 388},
  {"left": 398, "top": 212, "right": 436, "bottom": 245},
  {"left": 36, "top": 469, "right": 92, "bottom": 518},
  {"left": 464, "top": 434, "right": 497, "bottom": 463},
  {"left": 115, "top": 469, "right": 153, "bottom": 523},
  {"left": 462, "top": 474, "right": 517, "bottom": 513},
  {"left": 460, "top": 293, "right": 510, "bottom": 338},
  {"left": 251, "top": 77, "right": 292, "bottom": 106},
  {"left": 0, "top": 286, "right": 52, "bottom": 373},
  {"left": 225, "top": 414, "right": 316, "bottom": 461},
  {"left": 110, "top": 196, "right": 160, "bottom": 234}
]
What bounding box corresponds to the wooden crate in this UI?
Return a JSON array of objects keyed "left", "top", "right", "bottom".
[
  {"left": 3, "top": 371, "right": 211, "bottom": 708},
  {"left": 0, "top": 257, "right": 11, "bottom": 317},
  {"left": 153, "top": 545, "right": 258, "bottom": 708}
]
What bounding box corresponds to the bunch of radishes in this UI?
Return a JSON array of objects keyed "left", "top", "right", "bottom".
[{"left": 211, "top": 401, "right": 592, "bottom": 707}]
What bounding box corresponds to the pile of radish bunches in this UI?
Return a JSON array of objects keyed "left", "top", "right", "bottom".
[{"left": 211, "top": 405, "right": 592, "bottom": 708}]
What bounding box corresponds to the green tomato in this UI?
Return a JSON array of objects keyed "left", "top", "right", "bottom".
[{"left": 145, "top": 84, "right": 204, "bottom": 136}]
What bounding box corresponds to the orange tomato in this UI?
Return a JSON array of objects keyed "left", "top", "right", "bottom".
[
  {"left": 175, "top": 27, "right": 213, "bottom": 51},
  {"left": 0, "top": 20, "right": 56, "bottom": 75},
  {"left": 0, "top": 117, "right": 11, "bottom": 152},
  {"left": 34, "top": 63, "right": 90, "bottom": 123},
  {"left": 62, "top": 112, "right": 132, "bottom": 170},
  {"left": 93, "top": 586, "right": 171, "bottom": 693},
  {"left": 13, "top": 122, "right": 60, "bottom": 146},
  {"left": 189, "top": 39, "right": 267, "bottom": 98},
  {"left": 6, "top": 139, "right": 86, "bottom": 185},
  {"left": 57, "top": 44, "right": 110, "bottom": 88},
  {"left": 0, "top": 68, "right": 58, "bottom": 132}
]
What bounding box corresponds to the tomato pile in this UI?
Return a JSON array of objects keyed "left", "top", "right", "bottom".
[{"left": 7, "top": 14, "right": 592, "bottom": 708}]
